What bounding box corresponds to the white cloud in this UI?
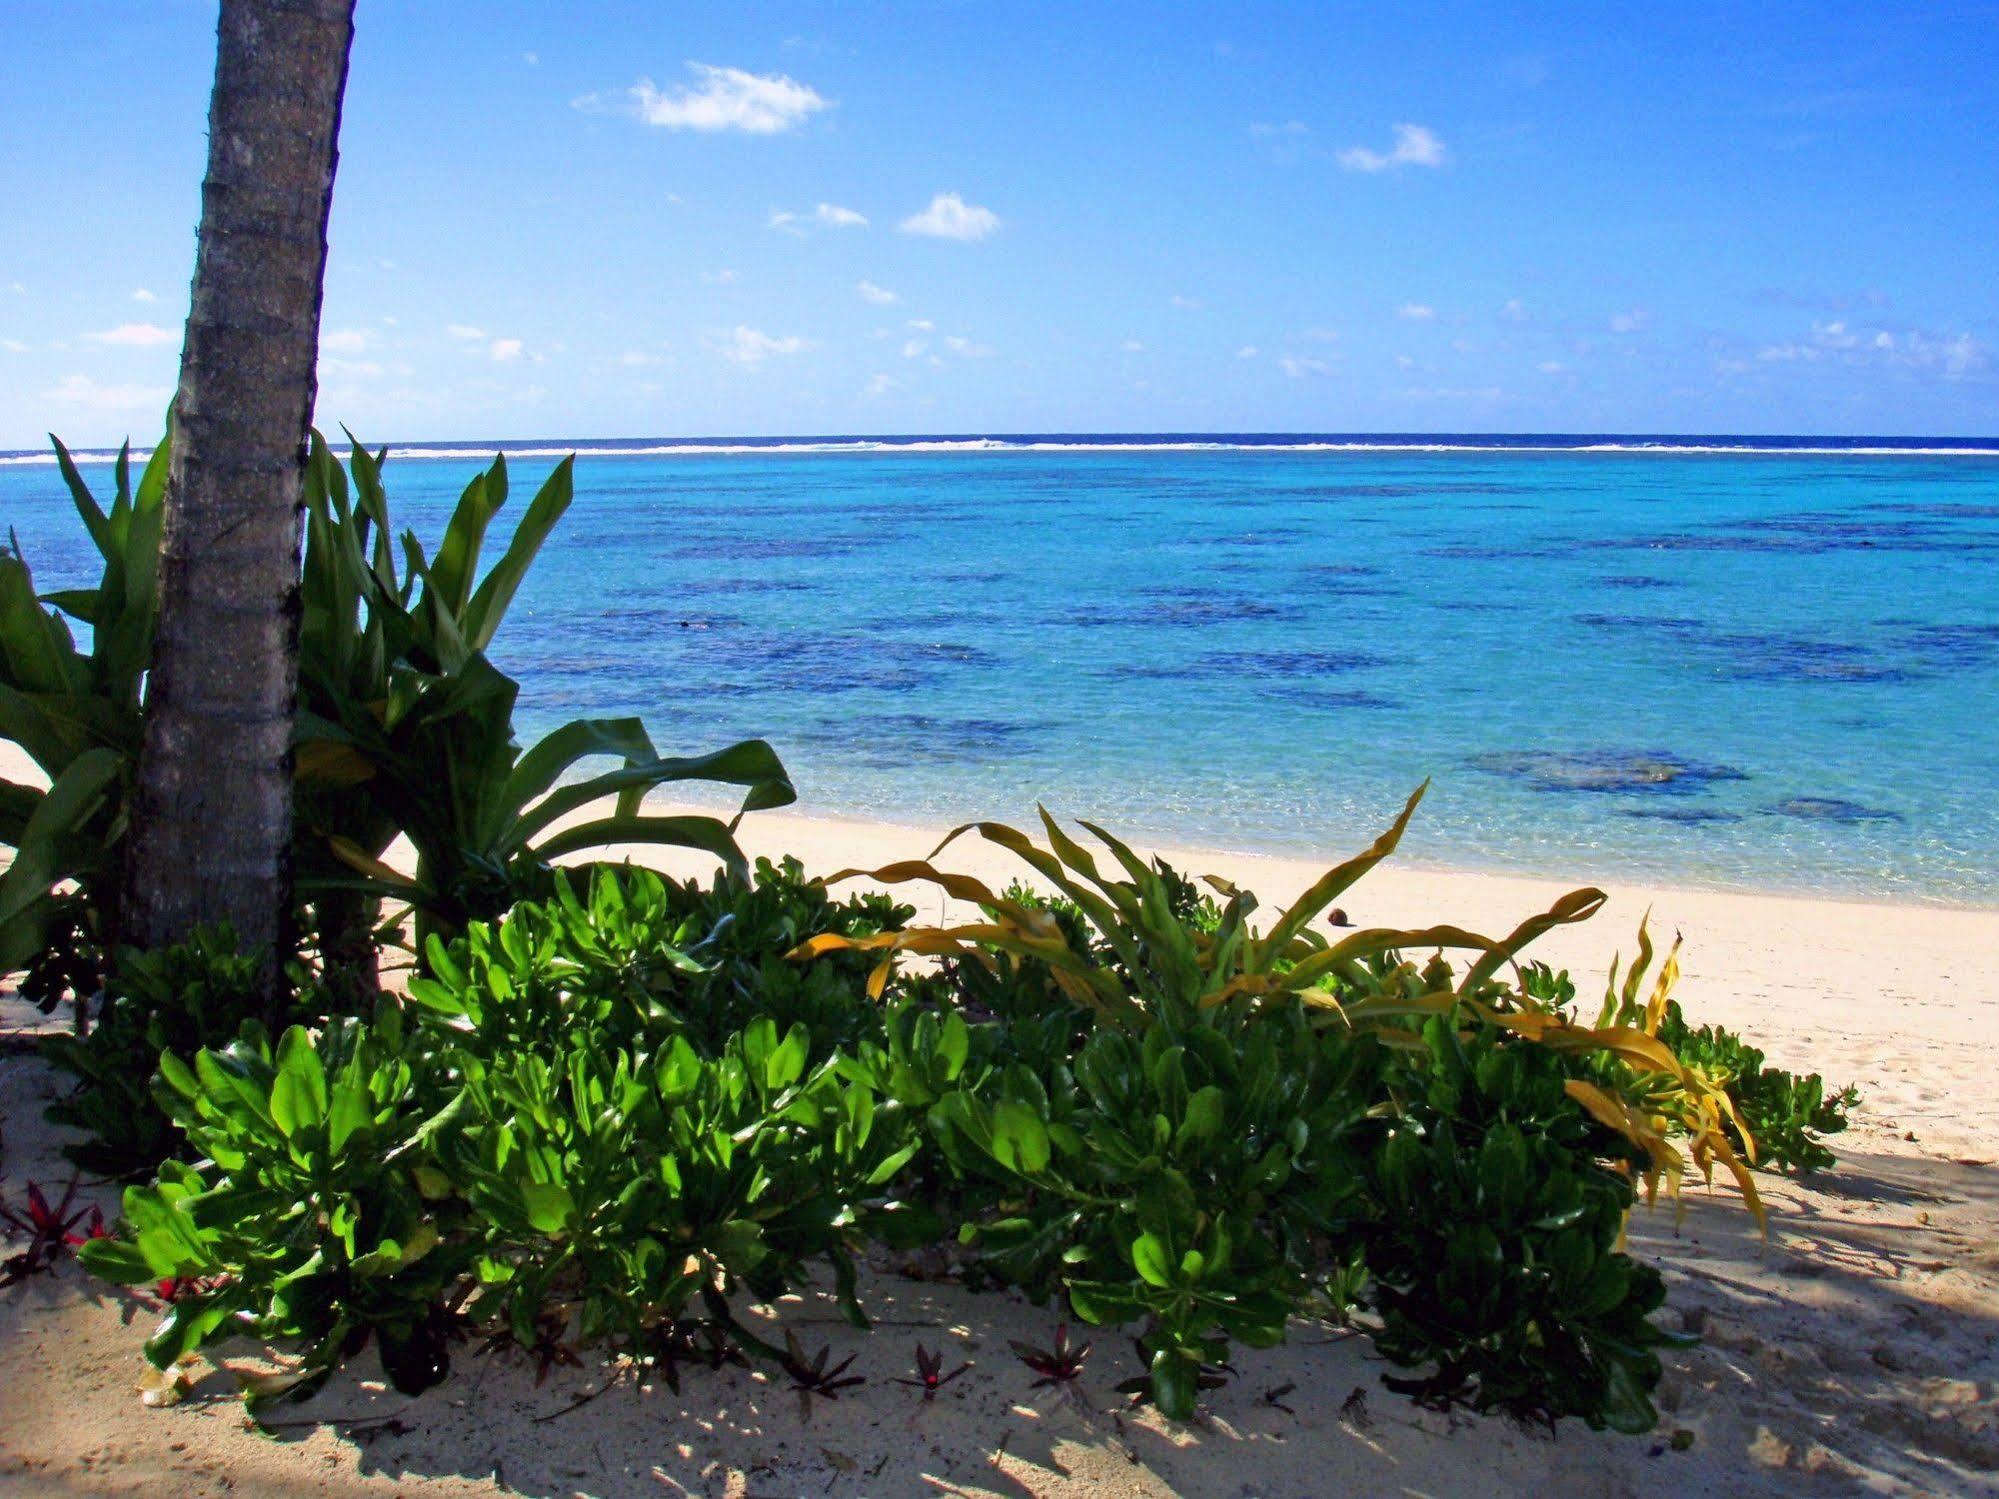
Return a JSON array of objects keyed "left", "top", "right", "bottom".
[
  {"left": 447, "top": 324, "right": 487, "bottom": 340},
  {"left": 1237, "top": 345, "right": 1259, "bottom": 359},
  {"left": 863, "top": 373, "right": 896, "bottom": 397},
  {"left": 1754, "top": 321, "right": 1989, "bottom": 379},
  {"left": 1537, "top": 360, "right": 1569, "bottom": 373},
  {"left": 1169, "top": 294, "right": 1203, "bottom": 310},
  {"left": 2, "top": 338, "right": 29, "bottom": 354},
  {"left": 1249, "top": 120, "right": 1310, "bottom": 138},
  {"left": 619, "top": 350, "right": 664, "bottom": 367},
  {"left": 771, "top": 202, "right": 868, "bottom": 234},
  {"left": 132, "top": 287, "right": 158, "bottom": 303},
  {"left": 523, "top": 51, "right": 539, "bottom": 65},
  {"left": 944, "top": 335, "right": 993, "bottom": 357},
  {"left": 1279, "top": 355, "right": 1333, "bottom": 378},
  {"left": 1338, "top": 123, "right": 1446, "bottom": 172},
  {"left": 901, "top": 338, "right": 928, "bottom": 359},
  {"left": 898, "top": 192, "right": 1000, "bottom": 241},
  {"left": 321, "top": 328, "right": 369, "bottom": 355},
  {"left": 1609, "top": 309, "right": 1649, "bottom": 334},
  {"left": 710, "top": 325, "right": 812, "bottom": 366},
  {"left": 85, "top": 322, "right": 175, "bottom": 348},
  {"left": 489, "top": 338, "right": 524, "bottom": 362},
  {"left": 577, "top": 64, "right": 829, "bottom": 135},
  {"left": 322, "top": 358, "right": 385, "bottom": 379},
  {"left": 1501, "top": 297, "right": 1528, "bottom": 323},
  {"left": 1397, "top": 303, "right": 1436, "bottom": 322},
  {"left": 43, "top": 374, "right": 174, "bottom": 411},
  {"left": 906, "top": 319, "right": 935, "bottom": 331},
  {"left": 1121, "top": 339, "right": 1146, "bottom": 353},
  {"left": 856, "top": 279, "right": 898, "bottom": 305},
  {"left": 701, "top": 269, "right": 739, "bottom": 285}
]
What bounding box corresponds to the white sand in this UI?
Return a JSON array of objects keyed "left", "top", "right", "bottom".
[{"left": 4, "top": 753, "right": 1998, "bottom": 1495}]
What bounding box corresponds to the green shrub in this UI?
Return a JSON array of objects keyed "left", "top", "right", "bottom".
[
  {"left": 82, "top": 868, "right": 928, "bottom": 1409},
  {"left": 79, "top": 1010, "right": 472, "bottom": 1403},
  {"left": 797, "top": 789, "right": 1762, "bottom": 1427},
  {"left": 1655, "top": 1001, "right": 1856, "bottom": 1172},
  {"left": 41, "top": 926, "right": 273, "bottom": 1175},
  {"left": 1361, "top": 1017, "right": 1685, "bottom": 1433},
  {"left": 0, "top": 440, "right": 165, "bottom": 1002}
]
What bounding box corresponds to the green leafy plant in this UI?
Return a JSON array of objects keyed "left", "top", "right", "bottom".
[
  {"left": 1655, "top": 1002, "right": 1856, "bottom": 1172},
  {"left": 79, "top": 1010, "right": 473, "bottom": 1404},
  {"left": 292, "top": 434, "right": 797, "bottom": 962},
  {"left": 82, "top": 870, "right": 928, "bottom": 1410},
  {"left": 795, "top": 787, "right": 1763, "bottom": 1425},
  {"left": 1360, "top": 1016, "right": 1687, "bottom": 1433},
  {"left": 0, "top": 439, "right": 166, "bottom": 1002},
  {"left": 40, "top": 926, "right": 275, "bottom": 1175}
]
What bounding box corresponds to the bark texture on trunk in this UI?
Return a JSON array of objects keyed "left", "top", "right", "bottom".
[{"left": 124, "top": 0, "right": 357, "bottom": 990}]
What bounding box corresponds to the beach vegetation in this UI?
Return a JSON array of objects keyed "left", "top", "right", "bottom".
[
  {"left": 1, "top": 428, "right": 795, "bottom": 1005},
  {"left": 66, "top": 788, "right": 1825, "bottom": 1436},
  {"left": 0, "top": 440, "right": 166, "bottom": 1005}
]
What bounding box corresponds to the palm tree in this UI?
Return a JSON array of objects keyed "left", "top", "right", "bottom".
[{"left": 123, "top": 0, "right": 358, "bottom": 996}]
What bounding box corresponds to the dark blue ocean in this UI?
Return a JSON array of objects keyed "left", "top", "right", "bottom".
[{"left": 6, "top": 434, "right": 1997, "bottom": 904}]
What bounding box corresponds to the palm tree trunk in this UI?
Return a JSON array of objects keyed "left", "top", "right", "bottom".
[{"left": 123, "top": 0, "right": 357, "bottom": 998}]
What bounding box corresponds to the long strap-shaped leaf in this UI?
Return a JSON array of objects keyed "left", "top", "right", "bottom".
[
  {"left": 1250, "top": 781, "right": 1429, "bottom": 970},
  {"left": 505, "top": 737, "right": 794, "bottom": 853},
  {"left": 463, "top": 457, "right": 574, "bottom": 654},
  {"left": 535, "top": 813, "right": 748, "bottom": 878}
]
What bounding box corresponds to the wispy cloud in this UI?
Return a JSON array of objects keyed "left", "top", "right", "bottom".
[
  {"left": 899, "top": 192, "right": 1000, "bottom": 241},
  {"left": 1237, "top": 345, "right": 1259, "bottom": 359},
  {"left": 85, "top": 322, "right": 174, "bottom": 348},
  {"left": 701, "top": 269, "right": 739, "bottom": 285},
  {"left": 1, "top": 338, "right": 28, "bottom": 354},
  {"left": 1501, "top": 297, "right": 1528, "bottom": 323},
  {"left": 1609, "top": 309, "right": 1649, "bottom": 334},
  {"left": 488, "top": 338, "right": 524, "bottom": 362},
  {"left": 1397, "top": 302, "right": 1436, "bottom": 322},
  {"left": 1121, "top": 339, "right": 1146, "bottom": 353},
  {"left": 446, "top": 324, "right": 487, "bottom": 340},
  {"left": 576, "top": 64, "right": 829, "bottom": 134},
  {"left": 863, "top": 372, "right": 896, "bottom": 397},
  {"left": 709, "top": 325, "right": 812, "bottom": 366},
  {"left": 1537, "top": 360, "right": 1570, "bottom": 374},
  {"left": 771, "top": 202, "right": 868, "bottom": 234},
  {"left": 321, "top": 328, "right": 369, "bottom": 355},
  {"left": 1754, "top": 320, "right": 1988, "bottom": 379},
  {"left": 1169, "top": 294, "right": 1203, "bottom": 310},
  {"left": 43, "top": 373, "right": 174, "bottom": 411},
  {"left": 131, "top": 287, "right": 157, "bottom": 303},
  {"left": 944, "top": 335, "right": 993, "bottom": 357},
  {"left": 1279, "top": 355, "right": 1333, "bottom": 378},
  {"left": 856, "top": 279, "right": 898, "bottom": 305},
  {"left": 1338, "top": 123, "right": 1446, "bottom": 173},
  {"left": 1249, "top": 120, "right": 1310, "bottom": 139}
]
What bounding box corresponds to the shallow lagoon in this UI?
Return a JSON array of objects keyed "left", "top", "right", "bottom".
[{"left": 6, "top": 440, "right": 1996, "bottom": 903}]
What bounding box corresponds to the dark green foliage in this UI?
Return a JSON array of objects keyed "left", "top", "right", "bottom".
[
  {"left": 928, "top": 1006, "right": 1384, "bottom": 1417},
  {"left": 0, "top": 439, "right": 166, "bottom": 999},
  {"left": 78, "top": 1010, "right": 473, "bottom": 1403},
  {"left": 81, "top": 868, "right": 929, "bottom": 1410},
  {"left": 41, "top": 927, "right": 275, "bottom": 1176},
  {"left": 1360, "top": 1017, "right": 1685, "bottom": 1433},
  {"left": 1655, "top": 1001, "right": 1857, "bottom": 1172}
]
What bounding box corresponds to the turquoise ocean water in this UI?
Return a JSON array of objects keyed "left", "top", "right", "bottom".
[{"left": 5, "top": 435, "right": 1996, "bottom": 905}]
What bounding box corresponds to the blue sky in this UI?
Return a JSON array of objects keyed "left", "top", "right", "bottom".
[{"left": 3, "top": 0, "right": 1996, "bottom": 445}]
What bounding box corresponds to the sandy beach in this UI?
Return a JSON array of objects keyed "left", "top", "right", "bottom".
[{"left": 4, "top": 752, "right": 1998, "bottom": 1496}]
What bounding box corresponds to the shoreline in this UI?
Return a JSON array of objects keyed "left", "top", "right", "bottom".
[
  {"left": 8, "top": 770, "right": 1999, "bottom": 1494},
  {"left": 642, "top": 783, "right": 1999, "bottom": 916}
]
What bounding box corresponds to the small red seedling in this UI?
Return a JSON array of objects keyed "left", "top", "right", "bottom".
[
  {"left": 0, "top": 1176, "right": 105, "bottom": 1288},
  {"left": 894, "top": 1342, "right": 970, "bottom": 1399},
  {"left": 1009, "top": 1323, "right": 1091, "bottom": 1387}
]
